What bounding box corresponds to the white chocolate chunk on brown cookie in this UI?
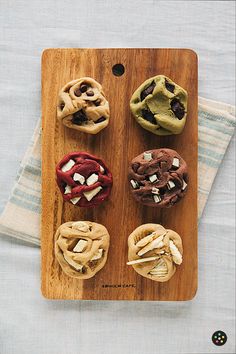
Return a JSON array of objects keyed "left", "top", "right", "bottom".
[
  {"left": 83, "top": 186, "right": 102, "bottom": 201},
  {"left": 130, "top": 179, "right": 139, "bottom": 189},
  {"left": 99, "top": 165, "right": 105, "bottom": 173},
  {"left": 152, "top": 187, "right": 160, "bottom": 195},
  {"left": 153, "top": 194, "right": 161, "bottom": 203},
  {"left": 143, "top": 152, "right": 153, "bottom": 161},
  {"left": 73, "top": 173, "right": 85, "bottom": 184},
  {"left": 172, "top": 157, "right": 180, "bottom": 168},
  {"left": 61, "top": 159, "right": 75, "bottom": 172},
  {"left": 182, "top": 180, "right": 187, "bottom": 190},
  {"left": 167, "top": 180, "right": 175, "bottom": 190},
  {"left": 86, "top": 173, "right": 98, "bottom": 186},
  {"left": 70, "top": 197, "right": 81, "bottom": 205},
  {"left": 149, "top": 174, "right": 158, "bottom": 183},
  {"left": 64, "top": 185, "right": 72, "bottom": 194}
]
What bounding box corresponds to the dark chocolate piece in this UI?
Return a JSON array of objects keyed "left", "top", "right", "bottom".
[
  {"left": 94, "top": 99, "right": 101, "bottom": 106},
  {"left": 86, "top": 90, "right": 94, "bottom": 96},
  {"left": 74, "top": 88, "right": 82, "bottom": 97},
  {"left": 72, "top": 110, "right": 88, "bottom": 125},
  {"left": 95, "top": 117, "right": 106, "bottom": 124},
  {"left": 141, "top": 109, "right": 157, "bottom": 125},
  {"left": 170, "top": 98, "right": 185, "bottom": 119},
  {"left": 165, "top": 79, "right": 175, "bottom": 93},
  {"left": 140, "top": 81, "right": 156, "bottom": 101},
  {"left": 80, "top": 84, "right": 88, "bottom": 93}
]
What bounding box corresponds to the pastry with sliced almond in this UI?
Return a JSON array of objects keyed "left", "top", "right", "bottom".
[
  {"left": 56, "top": 151, "right": 112, "bottom": 207},
  {"left": 55, "top": 221, "right": 110, "bottom": 279},
  {"left": 127, "top": 223, "right": 183, "bottom": 282}
]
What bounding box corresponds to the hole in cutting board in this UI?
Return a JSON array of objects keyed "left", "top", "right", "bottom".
[{"left": 112, "top": 63, "right": 125, "bottom": 76}]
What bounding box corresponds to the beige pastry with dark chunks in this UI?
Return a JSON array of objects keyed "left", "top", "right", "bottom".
[
  {"left": 127, "top": 224, "right": 183, "bottom": 282},
  {"left": 57, "top": 77, "right": 109, "bottom": 134},
  {"left": 55, "top": 221, "right": 110, "bottom": 279}
]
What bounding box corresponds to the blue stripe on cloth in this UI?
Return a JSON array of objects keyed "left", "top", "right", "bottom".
[
  {"left": 198, "top": 146, "right": 224, "bottom": 161},
  {"left": 9, "top": 195, "right": 41, "bottom": 213},
  {"left": 13, "top": 188, "right": 41, "bottom": 204},
  {"left": 198, "top": 155, "right": 220, "bottom": 168},
  {"left": 199, "top": 110, "right": 236, "bottom": 127},
  {"left": 24, "top": 165, "right": 41, "bottom": 176},
  {"left": 198, "top": 117, "right": 233, "bottom": 135},
  {"left": 18, "top": 179, "right": 41, "bottom": 193},
  {"left": 29, "top": 157, "right": 41, "bottom": 168},
  {"left": 198, "top": 127, "right": 228, "bottom": 141}
]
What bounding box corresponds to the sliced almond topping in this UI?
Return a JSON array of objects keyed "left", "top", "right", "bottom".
[
  {"left": 169, "top": 240, "right": 182, "bottom": 265},
  {"left": 127, "top": 256, "right": 159, "bottom": 265},
  {"left": 61, "top": 159, "right": 75, "bottom": 172},
  {"left": 137, "top": 234, "right": 165, "bottom": 256},
  {"left": 149, "top": 258, "right": 168, "bottom": 277}
]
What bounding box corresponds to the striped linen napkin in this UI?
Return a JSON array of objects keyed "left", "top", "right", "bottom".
[{"left": 0, "top": 97, "right": 235, "bottom": 246}]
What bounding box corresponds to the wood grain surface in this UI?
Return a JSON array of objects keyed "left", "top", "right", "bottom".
[{"left": 41, "top": 48, "right": 198, "bottom": 300}]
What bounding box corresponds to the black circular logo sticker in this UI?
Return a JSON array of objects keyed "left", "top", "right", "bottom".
[{"left": 212, "top": 330, "right": 227, "bottom": 346}]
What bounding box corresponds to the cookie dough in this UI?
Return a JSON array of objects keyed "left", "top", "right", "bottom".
[
  {"left": 55, "top": 221, "right": 110, "bottom": 279},
  {"left": 56, "top": 151, "right": 112, "bottom": 207},
  {"left": 128, "top": 148, "right": 188, "bottom": 208},
  {"left": 130, "top": 75, "right": 187, "bottom": 135},
  {"left": 57, "top": 77, "right": 109, "bottom": 134},
  {"left": 127, "top": 224, "right": 183, "bottom": 282}
]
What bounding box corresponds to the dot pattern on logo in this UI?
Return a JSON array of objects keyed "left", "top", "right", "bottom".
[{"left": 212, "top": 330, "right": 227, "bottom": 346}]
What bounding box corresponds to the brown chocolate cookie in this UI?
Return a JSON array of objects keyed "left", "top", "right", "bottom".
[{"left": 128, "top": 148, "right": 188, "bottom": 208}]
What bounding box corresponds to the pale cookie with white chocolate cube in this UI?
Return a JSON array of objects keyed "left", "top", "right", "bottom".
[
  {"left": 127, "top": 224, "right": 183, "bottom": 282},
  {"left": 57, "top": 77, "right": 109, "bottom": 134},
  {"left": 128, "top": 148, "right": 188, "bottom": 208},
  {"left": 55, "top": 221, "right": 110, "bottom": 279}
]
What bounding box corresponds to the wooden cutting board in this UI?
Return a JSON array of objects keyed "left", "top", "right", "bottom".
[{"left": 41, "top": 48, "right": 198, "bottom": 300}]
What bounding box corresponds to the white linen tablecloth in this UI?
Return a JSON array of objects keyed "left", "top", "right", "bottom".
[{"left": 0, "top": 1, "right": 235, "bottom": 353}]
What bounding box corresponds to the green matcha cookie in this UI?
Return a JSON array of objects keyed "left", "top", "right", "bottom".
[{"left": 130, "top": 75, "right": 188, "bottom": 135}]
